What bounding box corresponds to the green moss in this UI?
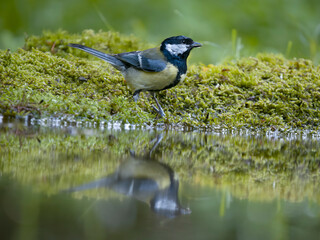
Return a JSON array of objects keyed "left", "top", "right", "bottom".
[
  {"left": 1, "top": 30, "right": 320, "bottom": 130},
  {"left": 24, "top": 29, "right": 150, "bottom": 58}
]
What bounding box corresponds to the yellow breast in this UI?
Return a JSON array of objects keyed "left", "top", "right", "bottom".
[{"left": 124, "top": 63, "right": 178, "bottom": 92}]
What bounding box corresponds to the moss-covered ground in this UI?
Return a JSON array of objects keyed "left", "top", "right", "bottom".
[{"left": 1, "top": 30, "right": 320, "bottom": 131}]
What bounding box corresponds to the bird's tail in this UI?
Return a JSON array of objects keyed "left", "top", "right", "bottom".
[
  {"left": 69, "top": 43, "right": 125, "bottom": 71},
  {"left": 62, "top": 175, "right": 117, "bottom": 193}
]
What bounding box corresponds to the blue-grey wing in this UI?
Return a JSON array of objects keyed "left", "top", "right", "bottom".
[{"left": 115, "top": 48, "right": 167, "bottom": 72}]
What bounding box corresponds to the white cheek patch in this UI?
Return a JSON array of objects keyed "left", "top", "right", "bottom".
[{"left": 166, "top": 44, "right": 189, "bottom": 56}]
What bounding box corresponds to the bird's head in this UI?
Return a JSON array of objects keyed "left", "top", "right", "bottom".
[{"left": 160, "top": 36, "right": 202, "bottom": 60}]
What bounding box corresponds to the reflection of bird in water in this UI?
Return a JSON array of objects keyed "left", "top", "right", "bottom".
[{"left": 65, "top": 135, "right": 191, "bottom": 218}]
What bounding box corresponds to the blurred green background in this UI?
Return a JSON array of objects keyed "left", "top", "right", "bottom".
[{"left": 1, "top": 0, "right": 320, "bottom": 64}]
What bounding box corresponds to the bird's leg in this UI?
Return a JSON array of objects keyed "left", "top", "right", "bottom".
[
  {"left": 133, "top": 90, "right": 141, "bottom": 102},
  {"left": 149, "top": 134, "right": 163, "bottom": 156},
  {"left": 151, "top": 92, "right": 165, "bottom": 118}
]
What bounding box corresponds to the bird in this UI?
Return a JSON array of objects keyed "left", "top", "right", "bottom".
[
  {"left": 63, "top": 135, "right": 191, "bottom": 218},
  {"left": 69, "top": 36, "right": 202, "bottom": 117}
]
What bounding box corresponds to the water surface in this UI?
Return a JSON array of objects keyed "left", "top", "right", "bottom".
[{"left": 1, "top": 117, "right": 319, "bottom": 239}]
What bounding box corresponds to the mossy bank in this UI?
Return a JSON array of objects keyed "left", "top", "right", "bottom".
[{"left": 1, "top": 30, "right": 320, "bottom": 131}]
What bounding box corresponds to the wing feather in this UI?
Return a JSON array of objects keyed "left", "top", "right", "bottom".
[{"left": 115, "top": 48, "right": 167, "bottom": 72}]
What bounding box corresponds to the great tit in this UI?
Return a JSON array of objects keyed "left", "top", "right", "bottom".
[
  {"left": 64, "top": 135, "right": 191, "bottom": 218},
  {"left": 69, "top": 36, "right": 202, "bottom": 117}
]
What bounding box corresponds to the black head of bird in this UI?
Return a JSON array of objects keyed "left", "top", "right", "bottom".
[{"left": 69, "top": 36, "right": 202, "bottom": 117}]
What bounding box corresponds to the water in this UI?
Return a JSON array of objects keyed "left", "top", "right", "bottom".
[{"left": 0, "top": 117, "right": 320, "bottom": 240}]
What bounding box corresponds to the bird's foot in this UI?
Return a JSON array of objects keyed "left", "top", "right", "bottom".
[
  {"left": 152, "top": 105, "right": 165, "bottom": 118},
  {"left": 133, "top": 90, "right": 141, "bottom": 102}
]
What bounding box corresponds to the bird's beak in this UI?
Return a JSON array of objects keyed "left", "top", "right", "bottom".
[{"left": 191, "top": 42, "right": 202, "bottom": 48}]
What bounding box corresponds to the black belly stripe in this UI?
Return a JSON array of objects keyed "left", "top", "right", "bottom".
[{"left": 160, "top": 71, "right": 183, "bottom": 91}]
